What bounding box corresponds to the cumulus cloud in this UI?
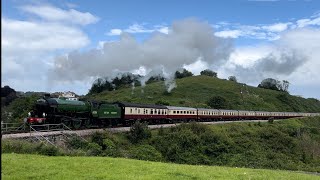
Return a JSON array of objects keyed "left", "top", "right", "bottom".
[
  {"left": 221, "top": 28, "right": 320, "bottom": 98},
  {"left": 214, "top": 30, "right": 243, "bottom": 38},
  {"left": 262, "top": 23, "right": 289, "bottom": 32},
  {"left": 2, "top": 18, "right": 89, "bottom": 52},
  {"left": 20, "top": 4, "right": 99, "bottom": 25},
  {"left": 2, "top": 3, "right": 98, "bottom": 93},
  {"left": 106, "top": 23, "right": 169, "bottom": 36}
]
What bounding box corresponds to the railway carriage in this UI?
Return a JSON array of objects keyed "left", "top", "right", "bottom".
[
  {"left": 254, "top": 111, "right": 271, "bottom": 120},
  {"left": 219, "top": 109, "right": 239, "bottom": 120},
  {"left": 238, "top": 110, "right": 256, "bottom": 120},
  {"left": 270, "top": 112, "right": 286, "bottom": 119},
  {"left": 197, "top": 108, "right": 220, "bottom": 121},
  {"left": 117, "top": 102, "right": 168, "bottom": 124},
  {"left": 166, "top": 106, "right": 197, "bottom": 122},
  {"left": 284, "top": 112, "right": 302, "bottom": 118}
]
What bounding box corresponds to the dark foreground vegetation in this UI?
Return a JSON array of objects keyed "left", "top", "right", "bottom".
[{"left": 2, "top": 117, "right": 320, "bottom": 172}]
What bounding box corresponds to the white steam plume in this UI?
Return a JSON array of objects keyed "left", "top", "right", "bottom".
[{"left": 49, "top": 18, "right": 233, "bottom": 92}]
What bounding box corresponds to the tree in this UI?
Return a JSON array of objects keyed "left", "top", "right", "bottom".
[
  {"left": 207, "top": 96, "right": 227, "bottom": 109},
  {"left": 88, "top": 73, "right": 142, "bottom": 95},
  {"left": 1, "top": 94, "right": 40, "bottom": 123},
  {"left": 175, "top": 69, "right": 193, "bottom": 79},
  {"left": 200, "top": 69, "right": 217, "bottom": 77},
  {"left": 146, "top": 75, "right": 165, "bottom": 84},
  {"left": 258, "top": 78, "right": 281, "bottom": 91},
  {"left": 1, "top": 86, "right": 17, "bottom": 106},
  {"left": 258, "top": 78, "right": 290, "bottom": 92},
  {"left": 228, "top": 76, "right": 237, "bottom": 82}
]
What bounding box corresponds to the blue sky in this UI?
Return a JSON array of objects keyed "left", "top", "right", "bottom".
[{"left": 2, "top": 0, "right": 320, "bottom": 99}]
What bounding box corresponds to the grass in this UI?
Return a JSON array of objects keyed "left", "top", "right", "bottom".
[
  {"left": 2, "top": 153, "right": 319, "bottom": 180},
  {"left": 88, "top": 75, "right": 320, "bottom": 112}
]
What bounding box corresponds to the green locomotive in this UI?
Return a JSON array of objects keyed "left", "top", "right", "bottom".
[{"left": 27, "top": 95, "right": 121, "bottom": 129}]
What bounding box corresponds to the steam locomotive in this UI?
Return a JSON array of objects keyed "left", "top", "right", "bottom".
[{"left": 26, "top": 95, "right": 320, "bottom": 129}]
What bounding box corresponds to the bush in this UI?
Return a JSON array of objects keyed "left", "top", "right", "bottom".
[
  {"left": 129, "top": 145, "right": 163, "bottom": 161},
  {"left": 1, "top": 140, "right": 60, "bottom": 156},
  {"left": 207, "top": 96, "right": 228, "bottom": 109},
  {"left": 129, "top": 121, "right": 151, "bottom": 144},
  {"left": 200, "top": 69, "right": 217, "bottom": 77},
  {"left": 2, "top": 140, "right": 35, "bottom": 154},
  {"left": 158, "top": 126, "right": 165, "bottom": 136},
  {"left": 175, "top": 69, "right": 193, "bottom": 79},
  {"left": 91, "top": 132, "right": 107, "bottom": 150},
  {"left": 155, "top": 100, "right": 170, "bottom": 106},
  {"left": 67, "top": 136, "right": 89, "bottom": 149},
  {"left": 228, "top": 76, "right": 237, "bottom": 82},
  {"left": 86, "top": 143, "right": 103, "bottom": 156},
  {"left": 38, "top": 145, "right": 59, "bottom": 156}
]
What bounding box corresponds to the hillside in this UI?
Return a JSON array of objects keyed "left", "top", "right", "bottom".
[
  {"left": 88, "top": 75, "right": 320, "bottom": 112},
  {"left": 2, "top": 154, "right": 319, "bottom": 179}
]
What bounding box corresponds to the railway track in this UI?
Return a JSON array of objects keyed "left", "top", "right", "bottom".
[{"left": 2, "top": 120, "right": 271, "bottom": 139}]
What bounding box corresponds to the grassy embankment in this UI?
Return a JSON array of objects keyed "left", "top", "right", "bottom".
[
  {"left": 2, "top": 153, "right": 319, "bottom": 180},
  {"left": 89, "top": 75, "right": 320, "bottom": 112}
]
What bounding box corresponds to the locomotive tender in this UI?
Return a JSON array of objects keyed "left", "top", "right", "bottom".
[{"left": 26, "top": 95, "right": 320, "bottom": 129}]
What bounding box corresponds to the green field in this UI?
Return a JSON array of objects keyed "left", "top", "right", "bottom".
[
  {"left": 2, "top": 153, "right": 319, "bottom": 180},
  {"left": 89, "top": 75, "right": 320, "bottom": 112}
]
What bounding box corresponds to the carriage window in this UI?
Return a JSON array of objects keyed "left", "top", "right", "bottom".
[
  {"left": 138, "top": 109, "right": 140, "bottom": 114},
  {"left": 130, "top": 109, "right": 133, "bottom": 113},
  {"left": 173, "top": 111, "right": 176, "bottom": 114},
  {"left": 151, "top": 110, "right": 153, "bottom": 114},
  {"left": 158, "top": 110, "right": 161, "bottom": 115}
]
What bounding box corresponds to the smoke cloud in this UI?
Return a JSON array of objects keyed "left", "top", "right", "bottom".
[{"left": 49, "top": 18, "right": 233, "bottom": 92}]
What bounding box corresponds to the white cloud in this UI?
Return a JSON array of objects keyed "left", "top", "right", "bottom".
[
  {"left": 214, "top": 14, "right": 320, "bottom": 40},
  {"left": 183, "top": 58, "right": 209, "bottom": 75},
  {"left": 262, "top": 23, "right": 289, "bottom": 32},
  {"left": 20, "top": 5, "right": 99, "bottom": 25},
  {"left": 2, "top": 3, "right": 98, "bottom": 93},
  {"left": 2, "top": 18, "right": 89, "bottom": 52},
  {"left": 107, "top": 29, "right": 122, "bottom": 35},
  {"left": 219, "top": 28, "right": 320, "bottom": 98},
  {"left": 214, "top": 30, "right": 242, "bottom": 38},
  {"left": 106, "top": 23, "right": 169, "bottom": 36},
  {"left": 296, "top": 17, "right": 320, "bottom": 28},
  {"left": 157, "top": 26, "right": 169, "bottom": 34},
  {"left": 126, "top": 23, "right": 154, "bottom": 33}
]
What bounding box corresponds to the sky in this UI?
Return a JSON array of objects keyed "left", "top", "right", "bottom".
[{"left": 2, "top": 0, "right": 320, "bottom": 99}]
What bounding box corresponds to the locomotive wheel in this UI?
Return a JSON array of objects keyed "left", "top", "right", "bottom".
[
  {"left": 62, "top": 118, "right": 72, "bottom": 128},
  {"left": 83, "top": 119, "right": 91, "bottom": 128},
  {"left": 72, "top": 119, "right": 82, "bottom": 129}
]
